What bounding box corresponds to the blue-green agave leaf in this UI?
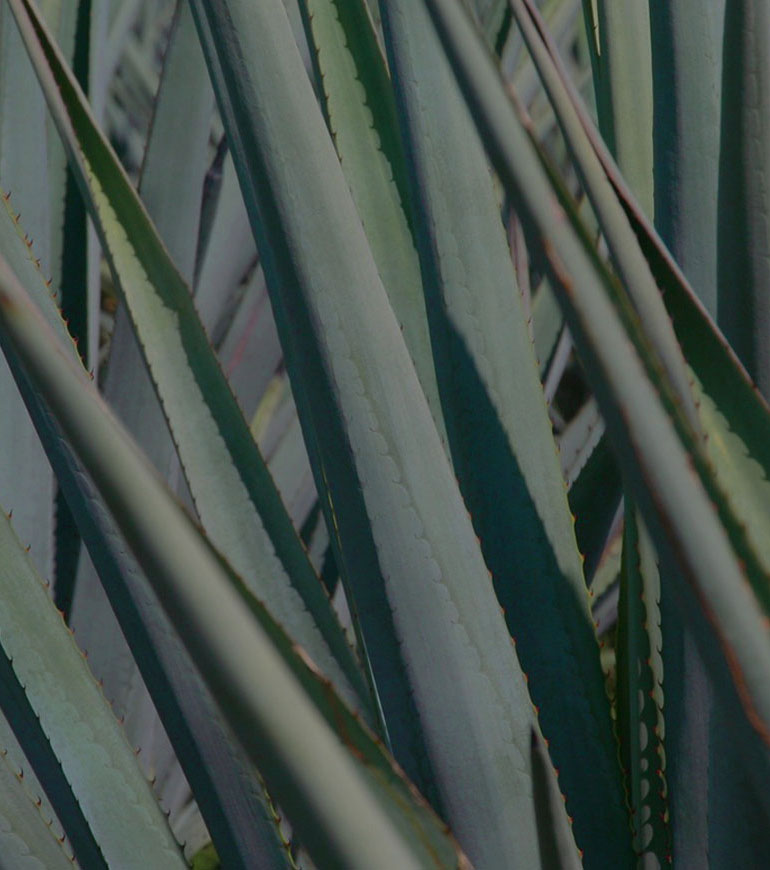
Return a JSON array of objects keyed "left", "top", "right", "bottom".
[
  {"left": 616, "top": 507, "right": 669, "bottom": 862},
  {"left": 421, "top": 0, "right": 770, "bottom": 826},
  {"left": 380, "top": 2, "right": 626, "bottom": 864},
  {"left": 7, "top": 0, "right": 370, "bottom": 719},
  {"left": 717, "top": 0, "right": 770, "bottom": 395},
  {"left": 298, "top": 0, "right": 446, "bottom": 446},
  {"left": 189, "top": 0, "right": 548, "bottom": 864},
  {"left": 0, "top": 509, "right": 185, "bottom": 868},
  {"left": 0, "top": 251, "right": 468, "bottom": 870},
  {"left": 648, "top": 0, "right": 724, "bottom": 315}
]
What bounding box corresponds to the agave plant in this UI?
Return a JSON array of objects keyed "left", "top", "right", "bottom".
[{"left": 0, "top": 0, "right": 767, "bottom": 866}]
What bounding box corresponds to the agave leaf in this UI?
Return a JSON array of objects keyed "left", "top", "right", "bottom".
[
  {"left": 615, "top": 508, "right": 669, "bottom": 862},
  {"left": 7, "top": 0, "right": 370, "bottom": 717},
  {"left": 298, "top": 0, "right": 446, "bottom": 445},
  {"left": 591, "top": 0, "right": 653, "bottom": 216},
  {"left": 567, "top": 430, "right": 621, "bottom": 581},
  {"left": 577, "top": 0, "right": 599, "bottom": 108},
  {"left": 380, "top": 3, "right": 626, "bottom": 863},
  {"left": 0, "top": 708, "right": 71, "bottom": 847},
  {"left": 657, "top": 560, "right": 711, "bottom": 867},
  {"left": 192, "top": 133, "right": 226, "bottom": 285},
  {"left": 509, "top": 0, "right": 697, "bottom": 429},
  {"left": 505, "top": 0, "right": 770, "bottom": 629},
  {"left": 257, "top": 379, "right": 317, "bottom": 528},
  {"left": 135, "top": 0, "right": 213, "bottom": 283},
  {"left": 0, "top": 3, "right": 55, "bottom": 581},
  {"left": 495, "top": 18, "right": 770, "bottom": 842},
  {"left": 552, "top": 45, "right": 770, "bottom": 635},
  {"left": 69, "top": 0, "right": 215, "bottom": 720},
  {"left": 590, "top": 522, "right": 621, "bottom": 637},
  {"left": 558, "top": 398, "right": 602, "bottom": 488},
  {"left": 0, "top": 5, "right": 52, "bottom": 269},
  {"left": 473, "top": 0, "right": 509, "bottom": 52},
  {"left": 216, "top": 265, "right": 283, "bottom": 429},
  {"left": 193, "top": 150, "right": 257, "bottom": 331},
  {"left": 717, "top": 0, "right": 770, "bottom": 395},
  {"left": 0, "top": 70, "right": 290, "bottom": 870},
  {"left": 530, "top": 730, "right": 582, "bottom": 870},
  {"left": 189, "top": 0, "right": 551, "bottom": 864},
  {"left": 558, "top": 400, "right": 621, "bottom": 588},
  {"left": 509, "top": 0, "right": 582, "bottom": 106},
  {"left": 48, "top": 0, "right": 89, "bottom": 618},
  {"left": 542, "top": 327, "right": 571, "bottom": 406},
  {"left": 531, "top": 279, "right": 563, "bottom": 374},
  {"left": 0, "top": 508, "right": 186, "bottom": 868},
  {"left": 101, "top": 0, "right": 144, "bottom": 87},
  {"left": 67, "top": 6, "right": 295, "bottom": 864},
  {"left": 40, "top": 0, "right": 82, "bottom": 317},
  {"left": 0, "top": 616, "right": 104, "bottom": 869},
  {"left": 648, "top": 0, "right": 724, "bottom": 315},
  {"left": 0, "top": 730, "right": 77, "bottom": 869},
  {"left": 47, "top": 0, "right": 87, "bottom": 351},
  {"left": 9, "top": 351, "right": 295, "bottom": 869},
  {"left": 708, "top": 700, "right": 770, "bottom": 865},
  {"left": 0, "top": 252, "right": 468, "bottom": 870},
  {"left": 421, "top": 0, "right": 770, "bottom": 830},
  {"left": 0, "top": 14, "right": 307, "bottom": 868}
]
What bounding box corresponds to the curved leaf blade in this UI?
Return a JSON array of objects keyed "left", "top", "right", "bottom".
[
  {"left": 380, "top": 1, "right": 626, "bottom": 863},
  {"left": 0, "top": 249, "right": 468, "bottom": 870},
  {"left": 299, "top": 0, "right": 446, "bottom": 445},
  {"left": 7, "top": 0, "right": 370, "bottom": 719},
  {"left": 421, "top": 0, "right": 770, "bottom": 832},
  {"left": 189, "top": 0, "right": 547, "bottom": 864},
  {"left": 0, "top": 509, "right": 185, "bottom": 868}
]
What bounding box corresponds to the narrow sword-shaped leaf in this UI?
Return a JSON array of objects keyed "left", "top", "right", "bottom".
[
  {"left": 506, "top": 0, "right": 770, "bottom": 645},
  {"left": 70, "top": 0, "right": 215, "bottom": 724},
  {"left": 0, "top": 252, "right": 468, "bottom": 870},
  {"left": 531, "top": 279, "right": 563, "bottom": 374},
  {"left": 717, "top": 0, "right": 770, "bottom": 395},
  {"left": 615, "top": 508, "right": 669, "bottom": 862},
  {"left": 558, "top": 398, "right": 603, "bottom": 489},
  {"left": 298, "top": 0, "right": 446, "bottom": 446},
  {"left": 497, "top": 18, "right": 770, "bottom": 838},
  {"left": 0, "top": 76, "right": 294, "bottom": 870},
  {"left": 380, "top": 2, "right": 625, "bottom": 864},
  {"left": 592, "top": 0, "right": 653, "bottom": 216},
  {"left": 657, "top": 550, "right": 712, "bottom": 867},
  {"left": 0, "top": 3, "right": 55, "bottom": 581},
  {"left": 8, "top": 345, "right": 296, "bottom": 870},
  {"left": 422, "top": 0, "right": 770, "bottom": 829},
  {"left": 530, "top": 730, "right": 582, "bottom": 870},
  {"left": 193, "top": 150, "right": 257, "bottom": 332},
  {"left": 189, "top": 0, "right": 547, "bottom": 864},
  {"left": 7, "top": 0, "right": 370, "bottom": 717},
  {"left": 49, "top": 0, "right": 89, "bottom": 617},
  {"left": 0, "top": 722, "right": 77, "bottom": 869},
  {"left": 0, "top": 509, "right": 186, "bottom": 868},
  {"left": 567, "top": 432, "right": 621, "bottom": 582},
  {"left": 648, "top": 0, "right": 724, "bottom": 315},
  {"left": 548, "top": 43, "right": 770, "bottom": 627},
  {"left": 510, "top": 0, "right": 698, "bottom": 429},
  {"left": 40, "top": 0, "right": 81, "bottom": 298},
  {"left": 66, "top": 5, "right": 294, "bottom": 863}
]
